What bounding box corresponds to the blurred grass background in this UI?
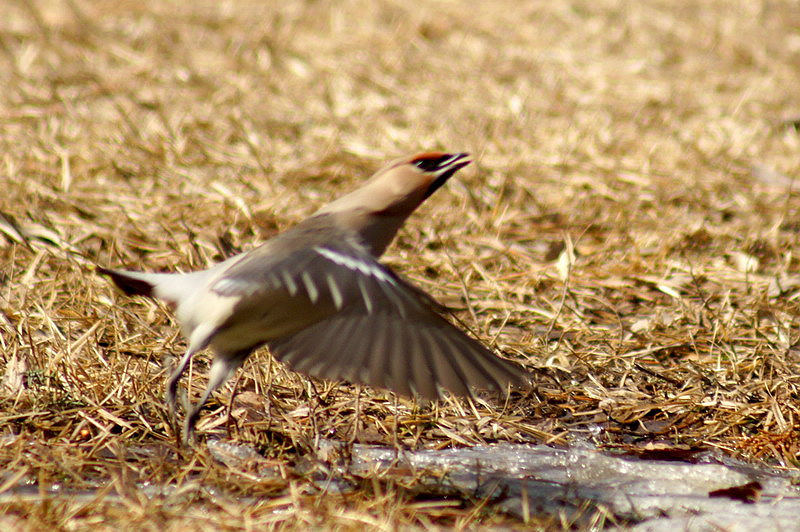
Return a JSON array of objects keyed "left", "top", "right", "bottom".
[{"left": 1, "top": 0, "right": 800, "bottom": 528}]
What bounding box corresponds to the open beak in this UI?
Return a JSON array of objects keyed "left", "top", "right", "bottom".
[{"left": 424, "top": 153, "right": 472, "bottom": 198}]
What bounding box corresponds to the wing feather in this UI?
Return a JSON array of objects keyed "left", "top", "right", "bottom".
[
  {"left": 421, "top": 328, "right": 472, "bottom": 398},
  {"left": 202, "top": 221, "right": 525, "bottom": 398}
]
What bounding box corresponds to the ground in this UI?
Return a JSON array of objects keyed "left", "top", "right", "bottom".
[{"left": 1, "top": 0, "right": 800, "bottom": 529}]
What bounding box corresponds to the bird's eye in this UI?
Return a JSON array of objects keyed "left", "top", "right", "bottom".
[{"left": 413, "top": 155, "right": 449, "bottom": 172}]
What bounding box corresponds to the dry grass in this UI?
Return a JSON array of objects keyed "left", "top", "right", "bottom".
[{"left": 2, "top": 0, "right": 800, "bottom": 528}]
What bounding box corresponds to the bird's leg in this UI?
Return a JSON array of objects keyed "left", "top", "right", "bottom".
[
  {"left": 306, "top": 380, "right": 320, "bottom": 450},
  {"left": 166, "top": 345, "right": 200, "bottom": 439},
  {"left": 392, "top": 393, "right": 400, "bottom": 457},
  {"left": 225, "top": 369, "right": 246, "bottom": 440},
  {"left": 348, "top": 384, "right": 361, "bottom": 446},
  {"left": 182, "top": 353, "right": 245, "bottom": 446}
]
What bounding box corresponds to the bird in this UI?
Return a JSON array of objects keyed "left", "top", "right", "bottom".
[{"left": 98, "top": 152, "right": 528, "bottom": 444}]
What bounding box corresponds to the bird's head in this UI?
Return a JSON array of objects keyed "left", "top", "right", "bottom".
[
  {"left": 314, "top": 151, "right": 472, "bottom": 256},
  {"left": 318, "top": 151, "right": 472, "bottom": 217},
  {"left": 376, "top": 152, "right": 472, "bottom": 205},
  {"left": 361, "top": 151, "right": 472, "bottom": 215},
  {"left": 400, "top": 152, "right": 472, "bottom": 200}
]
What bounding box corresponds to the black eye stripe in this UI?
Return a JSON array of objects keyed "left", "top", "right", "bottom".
[{"left": 413, "top": 154, "right": 454, "bottom": 172}]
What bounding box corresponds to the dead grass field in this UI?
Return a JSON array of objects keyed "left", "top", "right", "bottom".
[{"left": 2, "top": 0, "right": 800, "bottom": 528}]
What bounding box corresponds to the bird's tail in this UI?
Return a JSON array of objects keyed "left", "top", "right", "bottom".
[
  {"left": 97, "top": 265, "right": 215, "bottom": 306},
  {"left": 96, "top": 266, "right": 158, "bottom": 298}
]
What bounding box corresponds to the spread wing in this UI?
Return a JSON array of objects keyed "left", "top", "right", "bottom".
[{"left": 210, "top": 238, "right": 526, "bottom": 399}]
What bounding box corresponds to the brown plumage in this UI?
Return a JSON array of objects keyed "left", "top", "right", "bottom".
[{"left": 98, "top": 152, "right": 528, "bottom": 444}]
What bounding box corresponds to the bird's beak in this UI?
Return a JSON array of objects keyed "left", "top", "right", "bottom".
[{"left": 424, "top": 153, "right": 472, "bottom": 199}]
